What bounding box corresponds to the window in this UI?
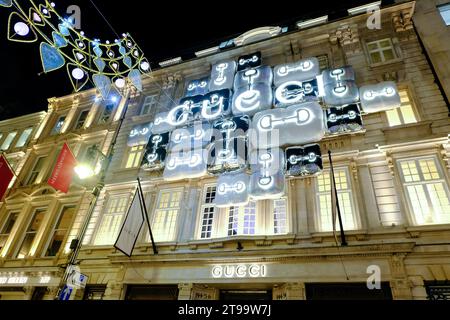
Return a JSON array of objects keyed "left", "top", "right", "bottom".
[
  {"left": 94, "top": 196, "right": 129, "bottom": 245},
  {"left": 386, "top": 89, "right": 418, "bottom": 126},
  {"left": 0, "top": 212, "right": 19, "bottom": 251},
  {"left": 74, "top": 110, "right": 90, "bottom": 130},
  {"left": 367, "top": 38, "right": 397, "bottom": 64},
  {"left": 152, "top": 190, "right": 182, "bottom": 242},
  {"left": 199, "top": 185, "right": 217, "bottom": 239},
  {"left": 0, "top": 131, "right": 18, "bottom": 151},
  {"left": 51, "top": 116, "right": 66, "bottom": 136},
  {"left": 83, "top": 285, "right": 107, "bottom": 300},
  {"left": 15, "top": 128, "right": 33, "bottom": 148},
  {"left": 273, "top": 199, "right": 288, "bottom": 234},
  {"left": 26, "top": 156, "right": 47, "bottom": 186},
  {"left": 317, "top": 169, "right": 357, "bottom": 232},
  {"left": 98, "top": 104, "right": 114, "bottom": 124},
  {"left": 44, "top": 206, "right": 75, "bottom": 257},
  {"left": 438, "top": 3, "right": 450, "bottom": 26},
  {"left": 141, "top": 95, "right": 157, "bottom": 116},
  {"left": 125, "top": 145, "right": 145, "bottom": 169},
  {"left": 399, "top": 158, "right": 450, "bottom": 225},
  {"left": 16, "top": 209, "right": 46, "bottom": 258},
  {"left": 316, "top": 54, "right": 330, "bottom": 71},
  {"left": 228, "top": 201, "right": 257, "bottom": 236}
]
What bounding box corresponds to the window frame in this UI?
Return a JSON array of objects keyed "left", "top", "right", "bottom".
[
  {"left": 74, "top": 109, "right": 90, "bottom": 130},
  {"left": 197, "top": 184, "right": 218, "bottom": 240},
  {"left": 0, "top": 131, "right": 18, "bottom": 151},
  {"left": 93, "top": 194, "right": 130, "bottom": 246},
  {"left": 123, "top": 144, "right": 146, "bottom": 169},
  {"left": 0, "top": 212, "right": 19, "bottom": 252},
  {"left": 98, "top": 103, "right": 115, "bottom": 125},
  {"left": 151, "top": 188, "right": 183, "bottom": 243},
  {"left": 15, "top": 127, "right": 33, "bottom": 149},
  {"left": 315, "top": 167, "right": 359, "bottom": 233},
  {"left": 366, "top": 38, "right": 398, "bottom": 64},
  {"left": 140, "top": 95, "right": 157, "bottom": 116},
  {"left": 397, "top": 156, "right": 450, "bottom": 226},
  {"left": 42, "top": 205, "right": 76, "bottom": 257},
  {"left": 51, "top": 115, "right": 66, "bottom": 136},
  {"left": 25, "top": 155, "right": 47, "bottom": 186},
  {"left": 14, "top": 208, "right": 46, "bottom": 259},
  {"left": 385, "top": 87, "right": 419, "bottom": 127}
]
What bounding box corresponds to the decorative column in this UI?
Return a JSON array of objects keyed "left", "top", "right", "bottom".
[{"left": 389, "top": 253, "right": 413, "bottom": 300}]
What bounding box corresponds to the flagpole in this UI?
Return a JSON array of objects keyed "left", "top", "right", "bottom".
[
  {"left": 328, "top": 150, "right": 348, "bottom": 247},
  {"left": 136, "top": 177, "right": 158, "bottom": 255}
]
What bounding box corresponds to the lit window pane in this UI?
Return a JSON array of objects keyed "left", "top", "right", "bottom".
[
  {"left": 386, "top": 109, "right": 402, "bottom": 126},
  {"left": 400, "top": 105, "right": 417, "bottom": 124},
  {"left": 152, "top": 191, "right": 181, "bottom": 242},
  {"left": 274, "top": 199, "right": 287, "bottom": 235},
  {"left": 94, "top": 196, "right": 129, "bottom": 245},
  {"left": 419, "top": 159, "right": 441, "bottom": 181},
  {"left": 317, "top": 169, "right": 356, "bottom": 232},
  {"left": 200, "top": 186, "right": 216, "bottom": 239},
  {"left": 15, "top": 128, "right": 33, "bottom": 148},
  {"left": 400, "top": 158, "right": 450, "bottom": 226},
  {"left": 1, "top": 132, "right": 17, "bottom": 151}
]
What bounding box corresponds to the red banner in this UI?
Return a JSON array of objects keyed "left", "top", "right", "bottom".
[
  {"left": 0, "top": 156, "right": 14, "bottom": 201},
  {"left": 47, "top": 143, "right": 77, "bottom": 194}
]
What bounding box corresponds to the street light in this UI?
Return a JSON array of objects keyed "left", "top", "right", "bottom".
[
  {"left": 74, "top": 145, "right": 106, "bottom": 180},
  {"left": 55, "top": 89, "right": 133, "bottom": 300}
]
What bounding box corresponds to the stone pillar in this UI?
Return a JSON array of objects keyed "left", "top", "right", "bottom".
[
  {"left": 389, "top": 254, "right": 413, "bottom": 300},
  {"left": 409, "top": 276, "right": 428, "bottom": 300},
  {"left": 273, "top": 283, "right": 305, "bottom": 300}
]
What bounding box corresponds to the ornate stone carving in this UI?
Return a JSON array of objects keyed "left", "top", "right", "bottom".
[
  {"left": 392, "top": 11, "right": 413, "bottom": 33},
  {"left": 330, "top": 25, "right": 361, "bottom": 54}
]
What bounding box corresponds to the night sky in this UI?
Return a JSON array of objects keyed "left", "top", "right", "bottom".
[{"left": 0, "top": 0, "right": 375, "bottom": 120}]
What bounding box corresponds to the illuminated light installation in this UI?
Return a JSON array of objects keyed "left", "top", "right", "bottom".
[
  {"left": 322, "top": 66, "right": 360, "bottom": 106},
  {"left": 185, "top": 77, "right": 210, "bottom": 97},
  {"left": 274, "top": 79, "right": 320, "bottom": 108},
  {"left": 326, "top": 104, "right": 363, "bottom": 134},
  {"left": 249, "top": 148, "right": 286, "bottom": 200},
  {"left": 166, "top": 89, "right": 232, "bottom": 127},
  {"left": 273, "top": 58, "right": 320, "bottom": 86},
  {"left": 142, "top": 132, "right": 170, "bottom": 171},
  {"left": 208, "top": 116, "right": 250, "bottom": 174},
  {"left": 168, "top": 122, "right": 212, "bottom": 152},
  {"left": 1, "top": 0, "right": 149, "bottom": 97},
  {"left": 232, "top": 66, "right": 273, "bottom": 116},
  {"left": 132, "top": 51, "right": 403, "bottom": 206},
  {"left": 216, "top": 172, "right": 250, "bottom": 208},
  {"left": 127, "top": 122, "right": 153, "bottom": 147},
  {"left": 202, "top": 90, "right": 232, "bottom": 121},
  {"left": 152, "top": 112, "right": 176, "bottom": 134},
  {"left": 163, "top": 149, "right": 208, "bottom": 181},
  {"left": 251, "top": 102, "right": 326, "bottom": 149},
  {"left": 237, "top": 52, "right": 262, "bottom": 71},
  {"left": 209, "top": 61, "right": 237, "bottom": 91},
  {"left": 359, "top": 81, "right": 401, "bottom": 113},
  {"left": 285, "top": 144, "right": 323, "bottom": 177}
]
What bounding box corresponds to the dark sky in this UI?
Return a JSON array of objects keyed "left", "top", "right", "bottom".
[{"left": 0, "top": 0, "right": 375, "bottom": 120}]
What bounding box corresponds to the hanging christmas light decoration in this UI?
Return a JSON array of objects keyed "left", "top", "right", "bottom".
[{"left": 1, "top": 0, "right": 151, "bottom": 99}]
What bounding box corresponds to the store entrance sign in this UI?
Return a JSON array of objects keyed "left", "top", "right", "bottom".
[{"left": 211, "top": 264, "right": 267, "bottom": 279}]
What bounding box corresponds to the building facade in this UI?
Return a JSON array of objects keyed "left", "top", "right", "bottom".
[{"left": 0, "top": 0, "right": 449, "bottom": 300}]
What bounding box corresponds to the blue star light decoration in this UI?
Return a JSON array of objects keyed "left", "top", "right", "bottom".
[{"left": 1, "top": 0, "right": 151, "bottom": 99}]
